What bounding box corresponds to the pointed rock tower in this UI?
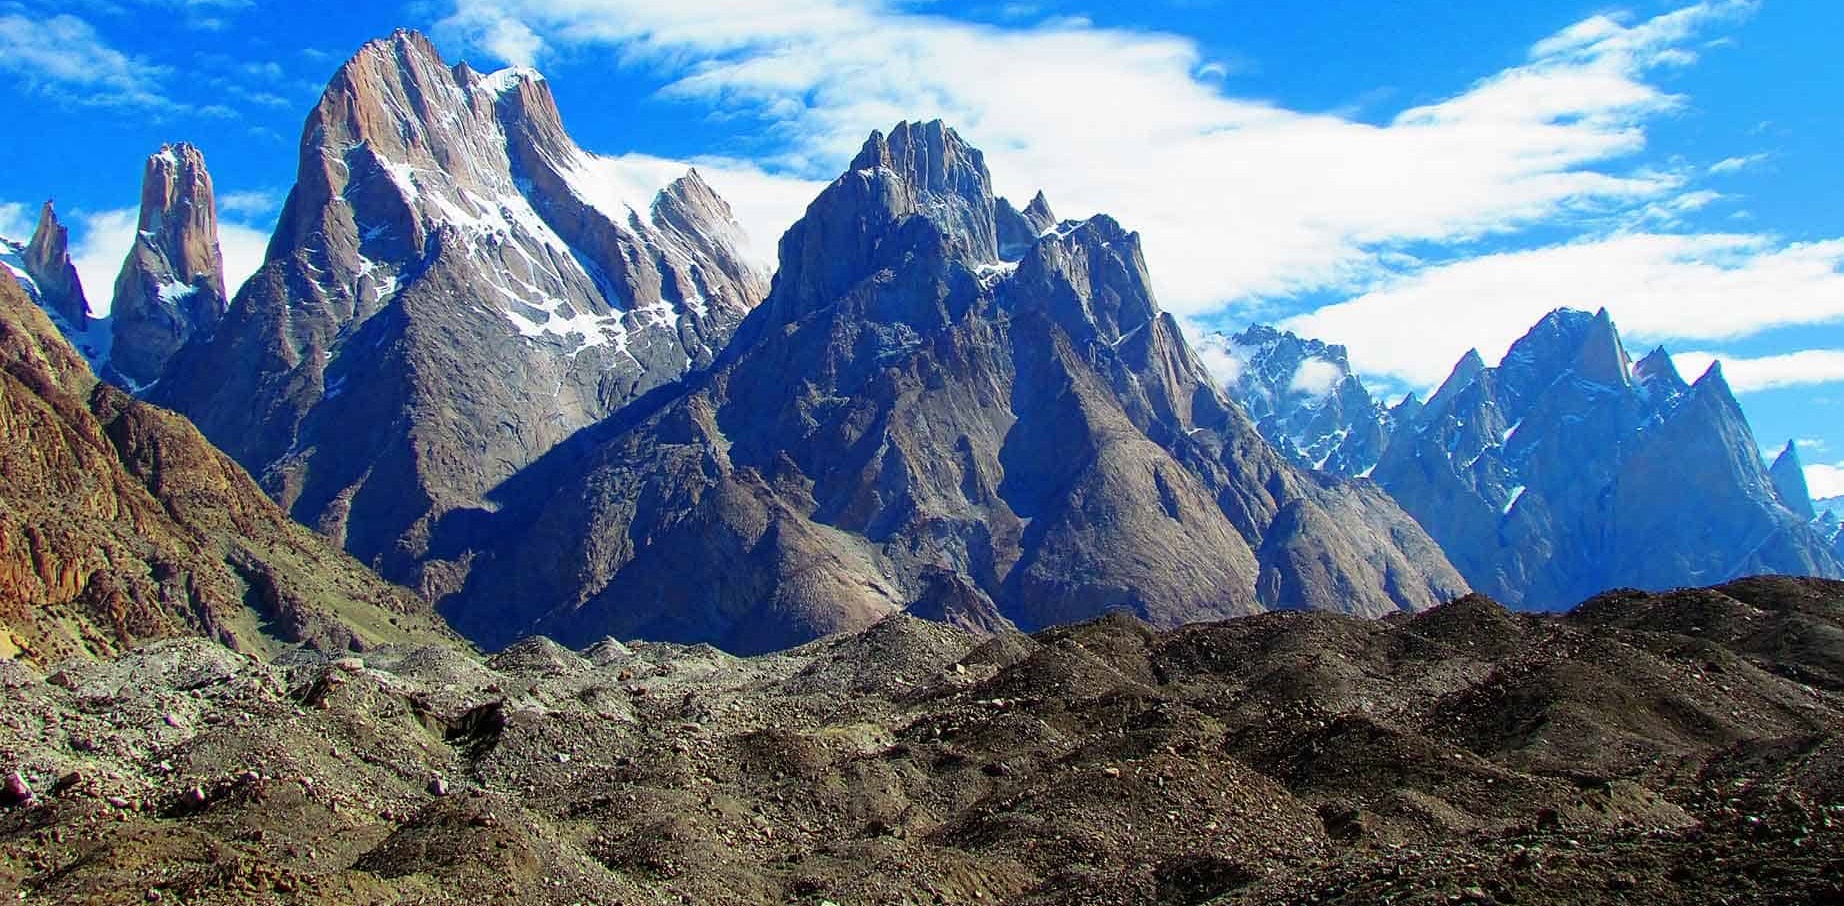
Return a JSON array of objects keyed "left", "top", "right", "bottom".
[
  {"left": 22, "top": 202, "right": 90, "bottom": 328},
  {"left": 110, "top": 143, "right": 228, "bottom": 387},
  {"left": 1769, "top": 440, "right": 1815, "bottom": 520}
]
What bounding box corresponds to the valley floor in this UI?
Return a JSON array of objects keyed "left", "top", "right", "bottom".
[{"left": 3, "top": 577, "right": 1843, "bottom": 905}]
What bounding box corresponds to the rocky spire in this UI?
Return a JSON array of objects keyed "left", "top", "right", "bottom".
[
  {"left": 110, "top": 143, "right": 227, "bottom": 387},
  {"left": 995, "top": 190, "right": 1057, "bottom": 261},
  {"left": 1770, "top": 440, "right": 1816, "bottom": 520},
  {"left": 1570, "top": 307, "right": 1631, "bottom": 387},
  {"left": 22, "top": 202, "right": 89, "bottom": 327},
  {"left": 1633, "top": 344, "right": 1689, "bottom": 405}
]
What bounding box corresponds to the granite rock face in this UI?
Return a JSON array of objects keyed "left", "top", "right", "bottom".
[
  {"left": 1367, "top": 308, "right": 1842, "bottom": 607},
  {"left": 151, "top": 31, "right": 766, "bottom": 588},
  {"left": 434, "top": 120, "right": 1467, "bottom": 653},
  {"left": 110, "top": 143, "right": 229, "bottom": 388},
  {"left": 22, "top": 202, "right": 90, "bottom": 329},
  {"left": 0, "top": 275, "right": 452, "bottom": 667}
]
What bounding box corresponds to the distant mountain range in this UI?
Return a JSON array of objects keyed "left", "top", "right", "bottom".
[
  {"left": 1219, "top": 310, "right": 1842, "bottom": 607},
  {"left": 2, "top": 29, "right": 1837, "bottom": 660}
]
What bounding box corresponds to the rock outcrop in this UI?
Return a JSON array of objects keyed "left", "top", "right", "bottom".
[
  {"left": 151, "top": 31, "right": 767, "bottom": 587},
  {"left": 434, "top": 120, "right": 1466, "bottom": 653},
  {"left": 0, "top": 272, "right": 453, "bottom": 667},
  {"left": 109, "top": 143, "right": 229, "bottom": 388}
]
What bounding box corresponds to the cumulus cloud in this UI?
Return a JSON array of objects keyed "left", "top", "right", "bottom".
[
  {"left": 0, "top": 13, "right": 174, "bottom": 109},
  {"left": 218, "top": 220, "right": 271, "bottom": 298},
  {"left": 1284, "top": 234, "right": 1844, "bottom": 388},
  {"left": 1189, "top": 331, "right": 1246, "bottom": 387},
  {"left": 435, "top": 0, "right": 1758, "bottom": 314},
  {"left": 69, "top": 207, "right": 138, "bottom": 317},
  {"left": 1804, "top": 463, "right": 1844, "bottom": 501},
  {"left": 1288, "top": 358, "right": 1344, "bottom": 397}
]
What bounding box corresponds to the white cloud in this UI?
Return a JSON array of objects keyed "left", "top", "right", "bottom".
[
  {"left": 435, "top": 0, "right": 1755, "bottom": 313},
  {"left": 1288, "top": 358, "right": 1343, "bottom": 397},
  {"left": 1284, "top": 234, "right": 1844, "bottom": 388},
  {"left": 1670, "top": 349, "right": 1844, "bottom": 394},
  {"left": 0, "top": 202, "right": 34, "bottom": 242},
  {"left": 1804, "top": 463, "right": 1844, "bottom": 500},
  {"left": 217, "top": 190, "right": 280, "bottom": 218},
  {"left": 0, "top": 13, "right": 173, "bottom": 109},
  {"left": 218, "top": 220, "right": 270, "bottom": 298},
  {"left": 69, "top": 208, "right": 138, "bottom": 318},
  {"left": 1189, "top": 331, "right": 1245, "bottom": 387},
  {"left": 1708, "top": 153, "right": 1766, "bottom": 175}
]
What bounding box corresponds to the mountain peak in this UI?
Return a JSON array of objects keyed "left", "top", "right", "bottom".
[
  {"left": 1769, "top": 440, "right": 1815, "bottom": 519},
  {"left": 22, "top": 200, "right": 89, "bottom": 328},
  {"left": 849, "top": 120, "right": 997, "bottom": 261},
  {"left": 110, "top": 142, "right": 227, "bottom": 387},
  {"left": 1570, "top": 305, "right": 1630, "bottom": 386}
]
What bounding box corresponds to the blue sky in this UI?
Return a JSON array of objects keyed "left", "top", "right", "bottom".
[{"left": 3, "top": 0, "right": 1843, "bottom": 492}]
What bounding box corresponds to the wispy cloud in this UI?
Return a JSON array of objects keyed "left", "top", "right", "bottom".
[
  {"left": 1284, "top": 233, "right": 1844, "bottom": 388},
  {"left": 0, "top": 201, "right": 34, "bottom": 243},
  {"left": 435, "top": 0, "right": 1759, "bottom": 315},
  {"left": 1672, "top": 349, "right": 1844, "bottom": 394},
  {"left": 1709, "top": 153, "right": 1768, "bottom": 175},
  {"left": 0, "top": 12, "right": 174, "bottom": 109}
]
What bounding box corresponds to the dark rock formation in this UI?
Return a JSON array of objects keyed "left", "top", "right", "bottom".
[
  {"left": 5, "top": 575, "right": 1844, "bottom": 904},
  {"left": 110, "top": 144, "right": 228, "bottom": 388},
  {"left": 434, "top": 120, "right": 1466, "bottom": 653}
]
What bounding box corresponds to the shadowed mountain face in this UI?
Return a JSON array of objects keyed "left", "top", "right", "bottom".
[
  {"left": 1370, "top": 309, "right": 1841, "bottom": 607},
  {"left": 4, "top": 576, "right": 1842, "bottom": 904},
  {"left": 433, "top": 120, "right": 1466, "bottom": 653},
  {"left": 149, "top": 31, "right": 767, "bottom": 590},
  {"left": 0, "top": 275, "right": 453, "bottom": 667}
]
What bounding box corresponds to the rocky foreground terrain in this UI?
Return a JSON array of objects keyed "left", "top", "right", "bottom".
[{"left": 3, "top": 575, "right": 1841, "bottom": 905}]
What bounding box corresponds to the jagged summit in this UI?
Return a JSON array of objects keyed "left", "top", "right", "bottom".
[
  {"left": 844, "top": 119, "right": 1001, "bottom": 262},
  {"left": 1379, "top": 309, "right": 1838, "bottom": 605},
  {"left": 151, "top": 31, "right": 768, "bottom": 586},
  {"left": 436, "top": 119, "right": 1465, "bottom": 652},
  {"left": 108, "top": 143, "right": 228, "bottom": 389},
  {"left": 1210, "top": 323, "right": 1394, "bottom": 476}
]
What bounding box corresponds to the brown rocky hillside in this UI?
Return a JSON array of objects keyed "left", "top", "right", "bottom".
[{"left": 0, "top": 275, "right": 455, "bottom": 666}]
